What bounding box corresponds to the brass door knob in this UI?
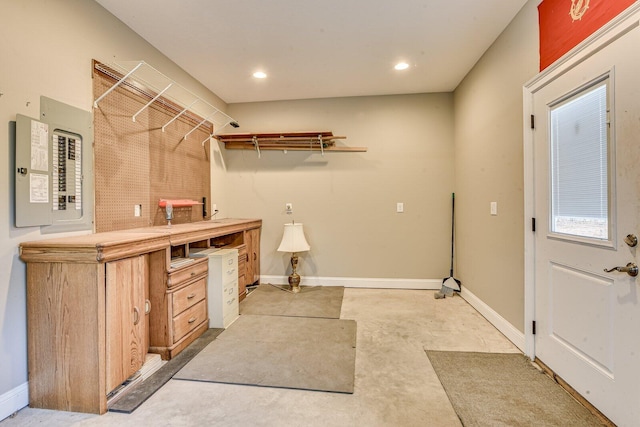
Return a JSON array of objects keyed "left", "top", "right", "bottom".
[{"left": 604, "top": 262, "right": 638, "bottom": 277}]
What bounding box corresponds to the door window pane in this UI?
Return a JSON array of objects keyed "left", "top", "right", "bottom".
[{"left": 550, "top": 81, "right": 609, "bottom": 240}]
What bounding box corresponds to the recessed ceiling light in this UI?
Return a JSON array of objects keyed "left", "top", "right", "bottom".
[
  {"left": 253, "top": 71, "right": 267, "bottom": 79},
  {"left": 394, "top": 62, "right": 409, "bottom": 71}
]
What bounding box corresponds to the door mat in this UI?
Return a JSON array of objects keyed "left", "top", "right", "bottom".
[
  {"left": 240, "top": 284, "right": 344, "bottom": 319},
  {"left": 425, "top": 351, "right": 603, "bottom": 426},
  {"left": 174, "top": 314, "right": 357, "bottom": 393},
  {"left": 108, "top": 328, "right": 224, "bottom": 413}
]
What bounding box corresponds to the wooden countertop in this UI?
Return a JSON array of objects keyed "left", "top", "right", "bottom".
[{"left": 19, "top": 218, "right": 262, "bottom": 263}]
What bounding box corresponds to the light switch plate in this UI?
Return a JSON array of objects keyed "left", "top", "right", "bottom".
[
  {"left": 490, "top": 201, "right": 498, "bottom": 216},
  {"left": 397, "top": 202, "right": 404, "bottom": 213}
]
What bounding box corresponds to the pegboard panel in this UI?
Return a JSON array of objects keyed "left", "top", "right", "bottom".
[{"left": 93, "top": 68, "right": 211, "bottom": 232}]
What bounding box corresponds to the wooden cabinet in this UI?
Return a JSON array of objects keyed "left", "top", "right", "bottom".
[
  {"left": 149, "top": 257, "right": 209, "bottom": 359},
  {"left": 236, "top": 244, "right": 247, "bottom": 300},
  {"left": 105, "top": 255, "right": 148, "bottom": 393},
  {"left": 20, "top": 219, "right": 261, "bottom": 414},
  {"left": 26, "top": 262, "right": 108, "bottom": 414},
  {"left": 246, "top": 227, "right": 261, "bottom": 286},
  {"left": 21, "top": 231, "right": 168, "bottom": 415}
]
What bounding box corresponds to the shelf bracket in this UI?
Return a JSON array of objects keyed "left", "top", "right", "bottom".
[
  {"left": 201, "top": 134, "right": 213, "bottom": 146},
  {"left": 253, "top": 135, "right": 261, "bottom": 158},
  {"left": 132, "top": 83, "right": 173, "bottom": 123},
  {"left": 162, "top": 100, "right": 199, "bottom": 132},
  {"left": 318, "top": 134, "right": 325, "bottom": 156},
  {"left": 94, "top": 61, "right": 144, "bottom": 108},
  {"left": 185, "top": 115, "right": 211, "bottom": 140}
]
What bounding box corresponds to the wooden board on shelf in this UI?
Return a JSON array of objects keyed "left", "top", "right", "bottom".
[
  {"left": 215, "top": 131, "right": 367, "bottom": 153},
  {"left": 222, "top": 142, "right": 366, "bottom": 152},
  {"left": 216, "top": 131, "right": 337, "bottom": 141}
]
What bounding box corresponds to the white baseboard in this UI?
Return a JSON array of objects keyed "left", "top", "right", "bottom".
[
  {"left": 0, "top": 382, "right": 28, "bottom": 422},
  {"left": 259, "top": 275, "right": 442, "bottom": 290},
  {"left": 460, "top": 286, "right": 526, "bottom": 352}
]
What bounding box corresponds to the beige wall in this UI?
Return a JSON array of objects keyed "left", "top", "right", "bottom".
[
  {"left": 453, "top": 0, "right": 539, "bottom": 332},
  {"left": 226, "top": 94, "right": 455, "bottom": 281},
  {"left": 0, "top": 0, "right": 226, "bottom": 399}
]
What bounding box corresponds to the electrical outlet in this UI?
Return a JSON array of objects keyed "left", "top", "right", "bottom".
[
  {"left": 212, "top": 203, "right": 217, "bottom": 212},
  {"left": 134, "top": 204, "right": 142, "bottom": 217},
  {"left": 397, "top": 202, "right": 404, "bottom": 213}
]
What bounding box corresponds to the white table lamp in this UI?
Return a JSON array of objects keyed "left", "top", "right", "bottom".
[{"left": 277, "top": 223, "right": 310, "bottom": 293}]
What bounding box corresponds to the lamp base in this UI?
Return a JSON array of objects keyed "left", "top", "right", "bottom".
[
  {"left": 288, "top": 271, "right": 301, "bottom": 293},
  {"left": 288, "top": 252, "right": 302, "bottom": 293}
]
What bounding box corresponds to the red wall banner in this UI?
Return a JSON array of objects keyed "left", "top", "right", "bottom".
[{"left": 539, "top": 0, "right": 636, "bottom": 70}]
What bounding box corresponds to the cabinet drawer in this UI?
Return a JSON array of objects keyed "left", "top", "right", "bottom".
[
  {"left": 237, "top": 245, "right": 248, "bottom": 261},
  {"left": 238, "top": 256, "right": 246, "bottom": 275},
  {"left": 168, "top": 258, "right": 208, "bottom": 288},
  {"left": 173, "top": 300, "right": 207, "bottom": 343},
  {"left": 224, "top": 279, "right": 238, "bottom": 300},
  {"left": 237, "top": 245, "right": 247, "bottom": 274},
  {"left": 172, "top": 278, "right": 206, "bottom": 316},
  {"left": 221, "top": 254, "right": 238, "bottom": 285}
]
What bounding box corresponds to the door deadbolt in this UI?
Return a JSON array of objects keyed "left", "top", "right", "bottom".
[
  {"left": 604, "top": 262, "right": 638, "bottom": 277},
  {"left": 624, "top": 234, "right": 638, "bottom": 247}
]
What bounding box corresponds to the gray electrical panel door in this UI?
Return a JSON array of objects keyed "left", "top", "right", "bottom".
[{"left": 15, "top": 114, "right": 53, "bottom": 227}]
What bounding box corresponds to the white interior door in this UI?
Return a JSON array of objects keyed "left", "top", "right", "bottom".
[{"left": 532, "top": 22, "right": 640, "bottom": 427}]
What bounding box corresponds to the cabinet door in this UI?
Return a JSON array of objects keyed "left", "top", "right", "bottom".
[
  {"left": 246, "top": 228, "right": 261, "bottom": 285},
  {"left": 105, "top": 255, "right": 148, "bottom": 393}
]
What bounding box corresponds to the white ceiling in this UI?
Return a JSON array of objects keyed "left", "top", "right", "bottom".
[{"left": 95, "top": 0, "right": 527, "bottom": 104}]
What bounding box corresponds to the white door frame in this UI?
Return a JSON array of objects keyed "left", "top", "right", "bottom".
[{"left": 523, "top": 3, "right": 640, "bottom": 360}]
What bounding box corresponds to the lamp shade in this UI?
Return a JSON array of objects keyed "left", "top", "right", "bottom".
[{"left": 277, "top": 223, "right": 310, "bottom": 253}]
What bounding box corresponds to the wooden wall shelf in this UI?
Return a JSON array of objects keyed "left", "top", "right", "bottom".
[{"left": 215, "top": 131, "right": 367, "bottom": 156}]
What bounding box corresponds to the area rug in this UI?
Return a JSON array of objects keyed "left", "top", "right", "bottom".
[
  {"left": 174, "top": 314, "right": 357, "bottom": 393},
  {"left": 425, "top": 351, "right": 602, "bottom": 426},
  {"left": 240, "top": 284, "right": 344, "bottom": 319}
]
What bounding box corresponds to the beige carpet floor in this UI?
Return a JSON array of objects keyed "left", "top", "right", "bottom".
[{"left": 426, "top": 351, "right": 603, "bottom": 426}]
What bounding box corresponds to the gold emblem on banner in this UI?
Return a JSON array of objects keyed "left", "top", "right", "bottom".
[{"left": 569, "top": 0, "right": 590, "bottom": 21}]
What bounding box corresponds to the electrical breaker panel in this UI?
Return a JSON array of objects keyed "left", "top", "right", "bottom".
[{"left": 14, "top": 97, "right": 94, "bottom": 232}]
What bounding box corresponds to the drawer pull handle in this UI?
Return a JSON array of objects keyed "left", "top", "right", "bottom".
[
  {"left": 145, "top": 299, "right": 151, "bottom": 314},
  {"left": 188, "top": 316, "right": 197, "bottom": 324},
  {"left": 190, "top": 272, "right": 196, "bottom": 276},
  {"left": 133, "top": 307, "right": 140, "bottom": 325},
  {"left": 187, "top": 293, "right": 196, "bottom": 299},
  {"left": 228, "top": 259, "right": 233, "bottom": 265}
]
